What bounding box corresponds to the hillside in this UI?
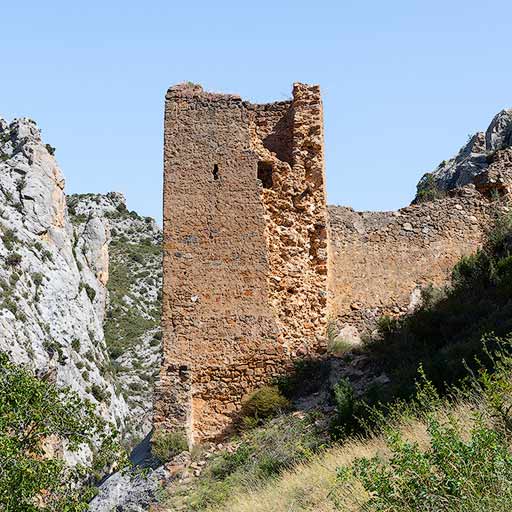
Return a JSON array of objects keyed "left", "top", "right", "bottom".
[
  {"left": 152, "top": 209, "right": 512, "bottom": 512},
  {"left": 68, "top": 192, "right": 162, "bottom": 443},
  {"left": 0, "top": 117, "right": 162, "bottom": 451}
]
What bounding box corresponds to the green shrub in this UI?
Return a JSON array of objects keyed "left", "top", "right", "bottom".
[
  {"left": 129, "top": 381, "right": 143, "bottom": 392},
  {"left": 109, "top": 344, "right": 124, "bottom": 359},
  {"left": 2, "top": 297, "right": 18, "bottom": 317},
  {"left": 84, "top": 283, "right": 96, "bottom": 302},
  {"left": 415, "top": 173, "right": 446, "bottom": 203},
  {"left": 116, "top": 202, "right": 127, "bottom": 213},
  {"left": 152, "top": 430, "right": 188, "bottom": 462},
  {"left": 339, "top": 416, "right": 512, "bottom": 512},
  {"left": 0, "top": 352, "right": 127, "bottom": 510},
  {"left": 333, "top": 378, "right": 355, "bottom": 424},
  {"left": 91, "top": 384, "right": 109, "bottom": 403},
  {"left": 45, "top": 143, "right": 56, "bottom": 155},
  {"left": 9, "top": 271, "right": 20, "bottom": 286},
  {"left": 240, "top": 386, "right": 289, "bottom": 425},
  {"left": 1, "top": 228, "right": 18, "bottom": 250},
  {"left": 327, "top": 336, "right": 352, "bottom": 355},
  {"left": 376, "top": 314, "right": 398, "bottom": 336},
  {"left": 41, "top": 249, "right": 53, "bottom": 262},
  {"left": 333, "top": 345, "right": 512, "bottom": 511},
  {"left": 130, "top": 252, "right": 144, "bottom": 264},
  {"left": 31, "top": 272, "right": 43, "bottom": 287},
  {"left": 15, "top": 178, "right": 25, "bottom": 192},
  {"left": 5, "top": 252, "right": 22, "bottom": 267},
  {"left": 71, "top": 338, "right": 81, "bottom": 352}
]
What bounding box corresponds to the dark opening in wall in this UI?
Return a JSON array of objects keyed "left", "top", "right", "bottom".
[
  {"left": 257, "top": 162, "right": 273, "bottom": 189},
  {"left": 213, "top": 164, "right": 220, "bottom": 180}
]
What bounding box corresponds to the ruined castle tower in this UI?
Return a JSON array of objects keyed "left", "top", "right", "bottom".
[{"left": 155, "top": 83, "right": 330, "bottom": 443}]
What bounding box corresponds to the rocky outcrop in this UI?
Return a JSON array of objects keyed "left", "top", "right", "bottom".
[
  {"left": 0, "top": 117, "right": 162, "bottom": 451},
  {"left": 0, "top": 117, "right": 129, "bottom": 438},
  {"left": 89, "top": 466, "right": 171, "bottom": 512},
  {"left": 68, "top": 192, "right": 162, "bottom": 445},
  {"left": 416, "top": 109, "right": 512, "bottom": 199}
]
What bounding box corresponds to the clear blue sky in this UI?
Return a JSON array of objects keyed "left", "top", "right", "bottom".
[{"left": 2, "top": 1, "right": 512, "bottom": 222}]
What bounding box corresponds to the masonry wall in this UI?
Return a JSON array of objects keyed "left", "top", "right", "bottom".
[
  {"left": 156, "top": 83, "right": 329, "bottom": 443},
  {"left": 248, "top": 84, "right": 330, "bottom": 357},
  {"left": 328, "top": 187, "right": 496, "bottom": 338}
]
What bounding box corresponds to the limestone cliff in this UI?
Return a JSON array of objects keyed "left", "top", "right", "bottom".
[
  {"left": 0, "top": 117, "right": 162, "bottom": 448},
  {"left": 0, "top": 117, "right": 129, "bottom": 433}
]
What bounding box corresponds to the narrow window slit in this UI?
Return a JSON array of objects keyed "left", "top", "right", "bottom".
[
  {"left": 213, "top": 164, "right": 220, "bottom": 180},
  {"left": 257, "top": 162, "right": 273, "bottom": 189}
]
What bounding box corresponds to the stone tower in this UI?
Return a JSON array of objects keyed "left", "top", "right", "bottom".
[{"left": 155, "top": 82, "right": 329, "bottom": 443}]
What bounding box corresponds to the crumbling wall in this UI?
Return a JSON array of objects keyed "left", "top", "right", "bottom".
[
  {"left": 156, "top": 81, "right": 508, "bottom": 444},
  {"left": 328, "top": 187, "right": 496, "bottom": 339},
  {"left": 248, "top": 84, "right": 329, "bottom": 357},
  {"left": 156, "top": 83, "right": 329, "bottom": 443}
]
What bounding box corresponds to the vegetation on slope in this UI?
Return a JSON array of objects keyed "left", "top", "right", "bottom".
[
  {"left": 164, "top": 414, "right": 326, "bottom": 511},
  {"left": 105, "top": 236, "right": 161, "bottom": 362},
  {"left": 67, "top": 194, "right": 162, "bottom": 445},
  {"left": 215, "top": 343, "right": 512, "bottom": 511},
  {"left": 0, "top": 352, "right": 127, "bottom": 511}
]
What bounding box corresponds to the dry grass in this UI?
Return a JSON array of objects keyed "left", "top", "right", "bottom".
[{"left": 210, "top": 402, "right": 478, "bottom": 512}]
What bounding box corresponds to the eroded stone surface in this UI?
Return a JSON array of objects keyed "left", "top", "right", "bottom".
[{"left": 156, "top": 83, "right": 329, "bottom": 443}]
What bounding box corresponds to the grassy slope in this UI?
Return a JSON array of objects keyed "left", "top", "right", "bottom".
[{"left": 214, "top": 399, "right": 508, "bottom": 512}]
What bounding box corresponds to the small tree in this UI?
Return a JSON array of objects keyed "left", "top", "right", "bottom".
[{"left": 0, "top": 352, "right": 127, "bottom": 511}]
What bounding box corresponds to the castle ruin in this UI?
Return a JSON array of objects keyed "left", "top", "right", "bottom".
[
  {"left": 156, "top": 82, "right": 499, "bottom": 443},
  {"left": 155, "top": 83, "right": 330, "bottom": 442}
]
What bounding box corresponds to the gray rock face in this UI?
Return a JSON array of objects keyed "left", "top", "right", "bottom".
[
  {"left": 0, "top": 118, "right": 129, "bottom": 445},
  {"left": 89, "top": 466, "right": 170, "bottom": 512},
  {"left": 67, "top": 192, "right": 162, "bottom": 446},
  {"left": 417, "top": 109, "right": 512, "bottom": 195},
  {"left": 0, "top": 116, "right": 163, "bottom": 454}
]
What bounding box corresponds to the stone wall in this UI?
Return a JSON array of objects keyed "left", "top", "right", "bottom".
[
  {"left": 156, "top": 83, "right": 329, "bottom": 443},
  {"left": 328, "top": 187, "right": 497, "bottom": 339},
  {"left": 156, "top": 81, "right": 505, "bottom": 445}
]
